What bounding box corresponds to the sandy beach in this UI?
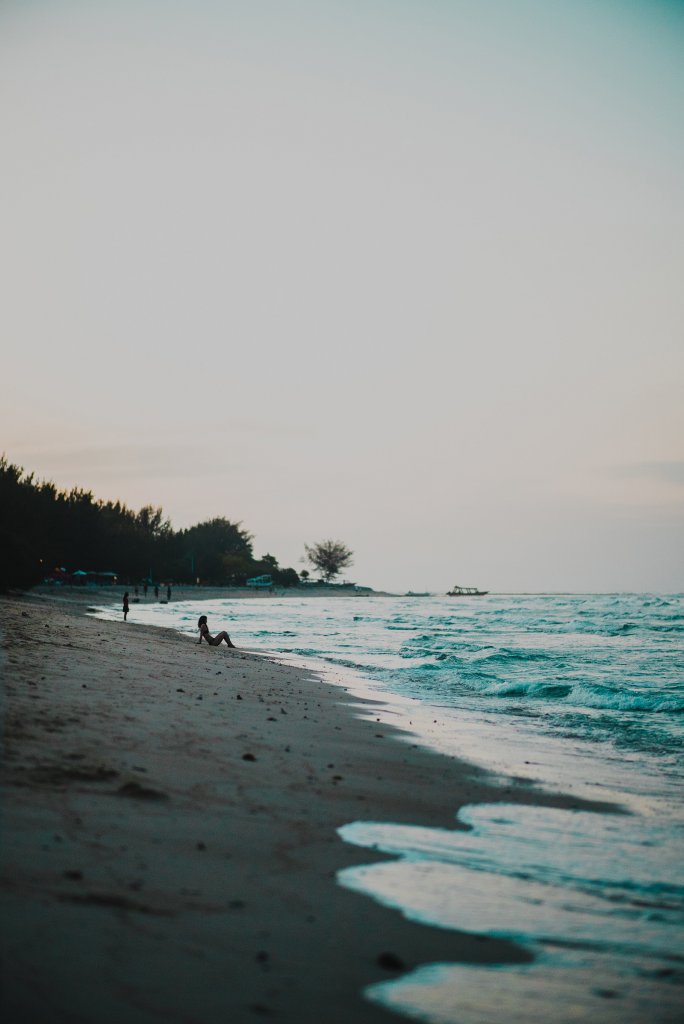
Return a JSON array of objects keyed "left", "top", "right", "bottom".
[{"left": 1, "top": 589, "right": 611, "bottom": 1023}]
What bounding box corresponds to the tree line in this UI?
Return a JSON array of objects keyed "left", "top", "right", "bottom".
[
  {"left": 0, "top": 457, "right": 300, "bottom": 592},
  {"left": 0, "top": 457, "right": 357, "bottom": 593}
]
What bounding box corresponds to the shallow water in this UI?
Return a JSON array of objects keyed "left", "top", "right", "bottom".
[{"left": 92, "top": 592, "right": 684, "bottom": 1021}]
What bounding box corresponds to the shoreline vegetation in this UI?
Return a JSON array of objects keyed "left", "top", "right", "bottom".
[
  {"left": 0, "top": 457, "right": 363, "bottom": 594},
  {"left": 1, "top": 587, "right": 617, "bottom": 1023}
]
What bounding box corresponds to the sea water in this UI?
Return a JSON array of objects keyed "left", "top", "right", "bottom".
[{"left": 92, "top": 593, "right": 684, "bottom": 1022}]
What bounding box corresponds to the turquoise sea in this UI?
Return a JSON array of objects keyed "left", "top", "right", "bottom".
[{"left": 93, "top": 592, "right": 684, "bottom": 1022}]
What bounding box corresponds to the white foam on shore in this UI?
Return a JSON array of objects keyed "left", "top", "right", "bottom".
[
  {"left": 89, "top": 594, "right": 684, "bottom": 1024},
  {"left": 365, "top": 949, "right": 683, "bottom": 1024},
  {"left": 87, "top": 595, "right": 679, "bottom": 815}
]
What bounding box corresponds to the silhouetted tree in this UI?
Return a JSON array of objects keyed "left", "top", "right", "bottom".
[
  {"left": 304, "top": 540, "right": 354, "bottom": 582},
  {"left": 178, "top": 518, "right": 254, "bottom": 585},
  {"left": 0, "top": 458, "right": 51, "bottom": 588},
  {"left": 0, "top": 456, "right": 300, "bottom": 592},
  {"left": 251, "top": 553, "right": 300, "bottom": 588}
]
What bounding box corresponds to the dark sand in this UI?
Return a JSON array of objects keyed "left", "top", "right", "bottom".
[{"left": 1, "top": 591, "right": 613, "bottom": 1023}]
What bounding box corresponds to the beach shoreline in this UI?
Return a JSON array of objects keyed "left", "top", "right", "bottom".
[
  {"left": 29, "top": 583, "right": 398, "bottom": 605},
  {"left": 1, "top": 588, "right": 615, "bottom": 1023}
]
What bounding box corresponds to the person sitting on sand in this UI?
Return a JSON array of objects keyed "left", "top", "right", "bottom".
[{"left": 197, "top": 614, "right": 236, "bottom": 648}]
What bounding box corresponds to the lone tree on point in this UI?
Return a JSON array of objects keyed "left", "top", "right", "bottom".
[{"left": 304, "top": 540, "right": 354, "bottom": 582}]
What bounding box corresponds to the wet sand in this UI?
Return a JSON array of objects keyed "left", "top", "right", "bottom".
[{"left": 1, "top": 590, "right": 605, "bottom": 1023}]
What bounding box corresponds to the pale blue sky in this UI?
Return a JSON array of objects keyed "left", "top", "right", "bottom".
[{"left": 1, "top": 0, "right": 682, "bottom": 591}]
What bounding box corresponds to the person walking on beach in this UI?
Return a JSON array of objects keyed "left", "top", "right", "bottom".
[
  {"left": 154, "top": 584, "right": 159, "bottom": 600},
  {"left": 167, "top": 584, "right": 172, "bottom": 602},
  {"left": 123, "top": 592, "right": 129, "bottom": 621},
  {"left": 197, "top": 615, "right": 236, "bottom": 648}
]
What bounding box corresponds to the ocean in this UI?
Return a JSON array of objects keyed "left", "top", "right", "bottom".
[{"left": 92, "top": 592, "right": 684, "bottom": 1022}]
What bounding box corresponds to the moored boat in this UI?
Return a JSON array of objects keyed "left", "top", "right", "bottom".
[{"left": 447, "top": 584, "right": 488, "bottom": 596}]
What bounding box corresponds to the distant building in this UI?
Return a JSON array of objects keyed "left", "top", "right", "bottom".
[{"left": 246, "top": 574, "right": 273, "bottom": 590}]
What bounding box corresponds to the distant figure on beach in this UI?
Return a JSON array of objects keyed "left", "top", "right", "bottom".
[
  {"left": 144, "top": 582, "right": 148, "bottom": 597},
  {"left": 197, "top": 615, "right": 236, "bottom": 648},
  {"left": 123, "top": 592, "right": 129, "bottom": 621},
  {"left": 167, "top": 584, "right": 172, "bottom": 601},
  {"left": 134, "top": 584, "right": 139, "bottom": 598},
  {"left": 154, "top": 584, "right": 159, "bottom": 600}
]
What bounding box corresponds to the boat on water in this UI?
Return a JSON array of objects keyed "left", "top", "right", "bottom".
[{"left": 447, "top": 584, "right": 488, "bottom": 596}]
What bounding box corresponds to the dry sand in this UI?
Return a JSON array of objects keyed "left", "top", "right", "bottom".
[{"left": 1, "top": 590, "right": 606, "bottom": 1024}]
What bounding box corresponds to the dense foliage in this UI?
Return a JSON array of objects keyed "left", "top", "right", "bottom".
[{"left": 0, "top": 457, "right": 299, "bottom": 592}]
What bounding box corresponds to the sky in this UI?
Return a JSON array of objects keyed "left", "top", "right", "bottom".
[{"left": 1, "top": 0, "right": 683, "bottom": 593}]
